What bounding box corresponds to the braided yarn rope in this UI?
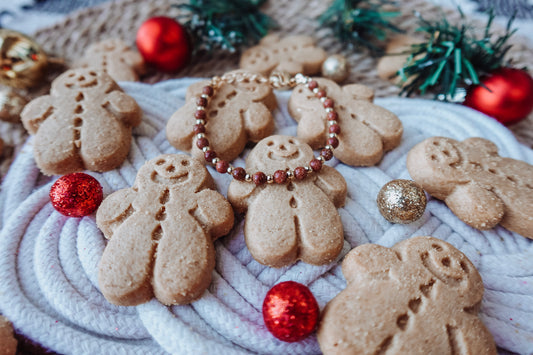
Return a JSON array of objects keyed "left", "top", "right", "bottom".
[{"left": 0, "top": 78, "right": 532, "bottom": 354}]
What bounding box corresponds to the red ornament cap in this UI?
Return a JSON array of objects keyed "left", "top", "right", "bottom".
[
  {"left": 50, "top": 173, "right": 103, "bottom": 217},
  {"left": 262, "top": 281, "right": 319, "bottom": 342}
]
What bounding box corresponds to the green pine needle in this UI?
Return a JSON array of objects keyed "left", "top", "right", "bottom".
[
  {"left": 398, "top": 9, "right": 516, "bottom": 100},
  {"left": 319, "top": 0, "right": 402, "bottom": 54},
  {"left": 176, "top": 0, "right": 276, "bottom": 54}
]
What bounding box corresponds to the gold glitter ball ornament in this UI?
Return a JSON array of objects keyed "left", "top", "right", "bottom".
[
  {"left": 0, "top": 87, "right": 28, "bottom": 123},
  {"left": 321, "top": 54, "right": 349, "bottom": 82},
  {"left": 0, "top": 29, "right": 48, "bottom": 89},
  {"left": 377, "top": 179, "right": 427, "bottom": 224}
]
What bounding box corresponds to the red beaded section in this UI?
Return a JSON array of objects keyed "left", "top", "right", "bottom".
[{"left": 191, "top": 75, "right": 339, "bottom": 183}]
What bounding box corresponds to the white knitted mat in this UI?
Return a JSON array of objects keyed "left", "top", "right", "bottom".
[{"left": 0, "top": 78, "right": 532, "bottom": 354}]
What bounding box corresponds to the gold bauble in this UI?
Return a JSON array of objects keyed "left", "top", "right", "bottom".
[
  {"left": 321, "top": 54, "right": 349, "bottom": 83},
  {"left": 0, "top": 29, "right": 48, "bottom": 89},
  {"left": 0, "top": 88, "right": 28, "bottom": 123},
  {"left": 377, "top": 179, "right": 427, "bottom": 224}
]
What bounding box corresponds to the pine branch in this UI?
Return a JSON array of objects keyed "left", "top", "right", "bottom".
[
  {"left": 176, "top": 0, "right": 276, "bottom": 54},
  {"left": 319, "top": 0, "right": 402, "bottom": 55},
  {"left": 398, "top": 9, "right": 517, "bottom": 100}
]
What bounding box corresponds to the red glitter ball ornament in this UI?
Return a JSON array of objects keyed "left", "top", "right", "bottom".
[
  {"left": 50, "top": 173, "right": 103, "bottom": 217},
  {"left": 136, "top": 16, "right": 190, "bottom": 72},
  {"left": 262, "top": 281, "right": 319, "bottom": 342}
]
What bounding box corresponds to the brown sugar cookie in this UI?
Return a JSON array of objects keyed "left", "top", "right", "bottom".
[
  {"left": 96, "top": 154, "right": 234, "bottom": 306},
  {"left": 239, "top": 34, "right": 327, "bottom": 76},
  {"left": 0, "top": 315, "right": 17, "bottom": 355},
  {"left": 317, "top": 236, "right": 497, "bottom": 355},
  {"left": 407, "top": 137, "right": 533, "bottom": 238},
  {"left": 75, "top": 38, "right": 145, "bottom": 82},
  {"left": 376, "top": 35, "right": 421, "bottom": 83},
  {"left": 166, "top": 70, "right": 276, "bottom": 162},
  {"left": 21, "top": 68, "right": 141, "bottom": 175},
  {"left": 227, "top": 135, "right": 346, "bottom": 268},
  {"left": 289, "top": 78, "right": 403, "bottom": 166}
]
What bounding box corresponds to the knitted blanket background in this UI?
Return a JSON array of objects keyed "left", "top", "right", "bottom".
[{"left": 0, "top": 78, "right": 532, "bottom": 354}]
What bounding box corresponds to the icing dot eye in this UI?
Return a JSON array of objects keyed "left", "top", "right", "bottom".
[
  {"left": 89, "top": 71, "right": 97, "bottom": 76},
  {"left": 156, "top": 159, "right": 165, "bottom": 166},
  {"left": 288, "top": 139, "right": 295, "bottom": 144},
  {"left": 180, "top": 160, "right": 189, "bottom": 166},
  {"left": 267, "top": 141, "right": 274, "bottom": 146},
  {"left": 441, "top": 257, "right": 451, "bottom": 267},
  {"left": 431, "top": 243, "right": 443, "bottom": 251}
]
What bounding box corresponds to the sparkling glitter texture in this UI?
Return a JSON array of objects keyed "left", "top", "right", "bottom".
[
  {"left": 49, "top": 173, "right": 103, "bottom": 217},
  {"left": 262, "top": 281, "right": 319, "bottom": 342},
  {"left": 377, "top": 179, "right": 427, "bottom": 224}
]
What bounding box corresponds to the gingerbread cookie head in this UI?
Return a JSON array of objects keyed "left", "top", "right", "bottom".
[
  {"left": 246, "top": 134, "right": 314, "bottom": 172},
  {"left": 76, "top": 38, "right": 145, "bottom": 82},
  {"left": 228, "top": 135, "right": 346, "bottom": 267},
  {"left": 289, "top": 77, "right": 403, "bottom": 166},
  {"left": 21, "top": 68, "right": 141, "bottom": 175},
  {"left": 407, "top": 137, "right": 533, "bottom": 238},
  {"left": 166, "top": 70, "right": 276, "bottom": 162},
  {"left": 318, "top": 236, "right": 497, "bottom": 355},
  {"left": 240, "top": 35, "right": 327, "bottom": 76},
  {"left": 97, "top": 154, "right": 234, "bottom": 306}
]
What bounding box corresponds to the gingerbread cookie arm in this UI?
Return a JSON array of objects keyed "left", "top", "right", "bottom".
[
  {"left": 342, "top": 243, "right": 401, "bottom": 283},
  {"left": 96, "top": 188, "right": 137, "bottom": 239},
  {"left": 192, "top": 189, "right": 235, "bottom": 240},
  {"left": 103, "top": 90, "right": 142, "bottom": 127},
  {"left": 227, "top": 180, "right": 257, "bottom": 214},
  {"left": 314, "top": 165, "right": 347, "bottom": 208},
  {"left": 166, "top": 103, "right": 196, "bottom": 152},
  {"left": 451, "top": 317, "right": 498, "bottom": 355},
  {"left": 445, "top": 183, "right": 504, "bottom": 230},
  {"left": 342, "top": 86, "right": 403, "bottom": 152},
  {"left": 242, "top": 102, "right": 275, "bottom": 142},
  {"left": 20, "top": 95, "right": 53, "bottom": 134}
]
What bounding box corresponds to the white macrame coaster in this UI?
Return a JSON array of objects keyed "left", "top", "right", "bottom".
[{"left": 0, "top": 78, "right": 532, "bottom": 355}]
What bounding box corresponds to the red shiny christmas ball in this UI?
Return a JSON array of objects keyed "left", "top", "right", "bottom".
[
  {"left": 464, "top": 67, "right": 533, "bottom": 125},
  {"left": 262, "top": 281, "right": 319, "bottom": 342},
  {"left": 50, "top": 173, "right": 103, "bottom": 217},
  {"left": 136, "top": 16, "right": 190, "bottom": 72}
]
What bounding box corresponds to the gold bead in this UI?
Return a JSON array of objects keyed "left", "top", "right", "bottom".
[
  {"left": 0, "top": 88, "right": 27, "bottom": 123},
  {"left": 321, "top": 54, "right": 349, "bottom": 83},
  {"left": 0, "top": 29, "right": 48, "bottom": 89},
  {"left": 377, "top": 179, "right": 427, "bottom": 224}
]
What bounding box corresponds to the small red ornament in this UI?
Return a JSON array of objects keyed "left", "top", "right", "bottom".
[
  {"left": 136, "top": 16, "right": 190, "bottom": 72},
  {"left": 50, "top": 173, "right": 103, "bottom": 217},
  {"left": 464, "top": 67, "right": 533, "bottom": 125},
  {"left": 262, "top": 281, "right": 319, "bottom": 342}
]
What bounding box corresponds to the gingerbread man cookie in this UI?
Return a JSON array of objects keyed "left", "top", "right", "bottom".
[
  {"left": 97, "top": 154, "right": 234, "bottom": 306},
  {"left": 227, "top": 135, "right": 346, "bottom": 267},
  {"left": 289, "top": 78, "right": 403, "bottom": 166},
  {"left": 76, "top": 38, "right": 145, "bottom": 82},
  {"left": 240, "top": 34, "right": 327, "bottom": 76},
  {"left": 21, "top": 68, "right": 141, "bottom": 175},
  {"left": 318, "top": 236, "right": 497, "bottom": 355},
  {"left": 407, "top": 137, "right": 533, "bottom": 238},
  {"left": 166, "top": 70, "right": 276, "bottom": 162}
]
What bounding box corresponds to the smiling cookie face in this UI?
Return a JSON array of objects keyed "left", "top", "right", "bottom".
[
  {"left": 52, "top": 68, "right": 115, "bottom": 95},
  {"left": 137, "top": 154, "right": 208, "bottom": 190},
  {"left": 247, "top": 135, "right": 314, "bottom": 172}
]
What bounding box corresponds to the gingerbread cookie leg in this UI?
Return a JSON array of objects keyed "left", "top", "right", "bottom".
[
  {"left": 98, "top": 214, "right": 156, "bottom": 306},
  {"left": 152, "top": 221, "right": 215, "bottom": 305}
]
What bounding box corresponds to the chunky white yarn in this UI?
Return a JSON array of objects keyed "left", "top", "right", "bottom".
[{"left": 0, "top": 78, "right": 532, "bottom": 354}]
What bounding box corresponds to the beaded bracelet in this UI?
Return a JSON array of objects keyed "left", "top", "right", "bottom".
[{"left": 192, "top": 71, "right": 341, "bottom": 186}]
